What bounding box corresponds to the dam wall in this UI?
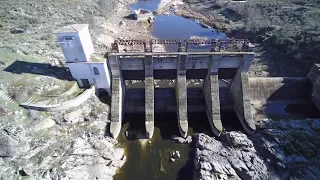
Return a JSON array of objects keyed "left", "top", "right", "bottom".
[
  {"left": 249, "top": 77, "right": 312, "bottom": 104},
  {"left": 107, "top": 39, "right": 318, "bottom": 138},
  {"left": 124, "top": 77, "right": 313, "bottom": 113}
]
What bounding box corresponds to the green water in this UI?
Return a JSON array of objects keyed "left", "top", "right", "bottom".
[
  {"left": 114, "top": 128, "right": 191, "bottom": 180},
  {"left": 113, "top": 113, "right": 213, "bottom": 180}
]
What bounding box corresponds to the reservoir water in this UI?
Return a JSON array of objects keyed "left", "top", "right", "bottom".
[{"left": 130, "top": 0, "right": 226, "bottom": 40}]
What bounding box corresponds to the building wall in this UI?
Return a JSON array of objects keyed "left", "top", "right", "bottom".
[
  {"left": 67, "top": 62, "right": 111, "bottom": 94},
  {"left": 56, "top": 32, "right": 87, "bottom": 62},
  {"left": 78, "top": 27, "right": 94, "bottom": 61}
]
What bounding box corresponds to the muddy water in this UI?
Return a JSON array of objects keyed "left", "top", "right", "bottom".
[{"left": 113, "top": 113, "right": 211, "bottom": 180}]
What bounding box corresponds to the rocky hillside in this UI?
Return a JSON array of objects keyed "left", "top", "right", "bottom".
[{"left": 178, "top": 0, "right": 320, "bottom": 76}]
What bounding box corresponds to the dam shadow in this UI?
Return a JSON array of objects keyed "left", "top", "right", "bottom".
[
  {"left": 121, "top": 111, "right": 236, "bottom": 140},
  {"left": 121, "top": 113, "right": 181, "bottom": 140},
  {"left": 254, "top": 103, "right": 320, "bottom": 120},
  {"left": 221, "top": 111, "right": 245, "bottom": 132},
  {"left": 121, "top": 113, "right": 146, "bottom": 140},
  {"left": 121, "top": 110, "right": 246, "bottom": 140}
]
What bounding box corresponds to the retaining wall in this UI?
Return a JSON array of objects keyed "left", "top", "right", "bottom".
[
  {"left": 20, "top": 86, "right": 95, "bottom": 111},
  {"left": 249, "top": 77, "right": 312, "bottom": 104}
]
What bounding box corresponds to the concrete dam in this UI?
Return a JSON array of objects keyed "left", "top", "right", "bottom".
[
  {"left": 106, "top": 39, "right": 320, "bottom": 139},
  {"left": 51, "top": 24, "right": 320, "bottom": 140}
]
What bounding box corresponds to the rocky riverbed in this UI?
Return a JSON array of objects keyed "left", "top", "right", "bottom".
[{"left": 193, "top": 118, "right": 320, "bottom": 180}]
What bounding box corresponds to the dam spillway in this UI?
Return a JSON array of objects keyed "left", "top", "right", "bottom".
[{"left": 108, "top": 39, "right": 257, "bottom": 138}]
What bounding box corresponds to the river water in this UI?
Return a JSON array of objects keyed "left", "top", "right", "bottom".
[{"left": 113, "top": 1, "right": 320, "bottom": 180}]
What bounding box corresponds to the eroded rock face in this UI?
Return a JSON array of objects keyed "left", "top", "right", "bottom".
[
  {"left": 194, "top": 133, "right": 272, "bottom": 180},
  {"left": 194, "top": 119, "right": 320, "bottom": 180},
  {"left": 0, "top": 95, "right": 125, "bottom": 179},
  {"left": 253, "top": 119, "right": 320, "bottom": 177},
  {"left": 61, "top": 137, "right": 126, "bottom": 180}
]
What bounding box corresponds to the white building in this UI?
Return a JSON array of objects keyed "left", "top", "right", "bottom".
[{"left": 55, "top": 24, "right": 111, "bottom": 94}]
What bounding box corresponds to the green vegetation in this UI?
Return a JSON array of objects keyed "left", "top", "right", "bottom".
[{"left": 184, "top": 0, "right": 320, "bottom": 76}]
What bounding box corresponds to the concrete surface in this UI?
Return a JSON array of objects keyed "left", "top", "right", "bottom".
[
  {"left": 145, "top": 55, "right": 154, "bottom": 138},
  {"left": 109, "top": 56, "right": 125, "bottom": 138},
  {"left": 176, "top": 55, "right": 188, "bottom": 137},
  {"left": 230, "top": 71, "right": 255, "bottom": 134}
]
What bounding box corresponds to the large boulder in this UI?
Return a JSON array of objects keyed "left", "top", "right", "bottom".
[{"left": 193, "top": 133, "right": 273, "bottom": 180}]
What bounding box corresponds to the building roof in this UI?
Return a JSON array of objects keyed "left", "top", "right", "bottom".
[{"left": 55, "top": 24, "right": 88, "bottom": 34}]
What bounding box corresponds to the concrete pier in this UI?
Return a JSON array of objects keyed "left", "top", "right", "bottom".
[
  {"left": 203, "top": 55, "right": 223, "bottom": 136},
  {"left": 145, "top": 55, "right": 154, "bottom": 138},
  {"left": 308, "top": 64, "right": 320, "bottom": 110},
  {"left": 229, "top": 55, "right": 255, "bottom": 134},
  {"left": 109, "top": 56, "right": 125, "bottom": 138},
  {"left": 176, "top": 55, "right": 188, "bottom": 138}
]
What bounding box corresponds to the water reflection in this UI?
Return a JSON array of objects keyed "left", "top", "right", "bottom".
[
  {"left": 152, "top": 15, "right": 226, "bottom": 39},
  {"left": 129, "top": 0, "right": 226, "bottom": 40}
]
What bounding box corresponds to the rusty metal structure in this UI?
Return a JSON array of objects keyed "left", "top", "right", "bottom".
[{"left": 111, "top": 38, "right": 254, "bottom": 53}]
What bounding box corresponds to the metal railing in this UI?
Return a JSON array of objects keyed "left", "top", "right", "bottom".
[{"left": 111, "top": 38, "right": 254, "bottom": 53}]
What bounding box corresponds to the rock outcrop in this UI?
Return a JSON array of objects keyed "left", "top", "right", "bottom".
[
  {"left": 0, "top": 95, "right": 125, "bottom": 179},
  {"left": 194, "top": 132, "right": 273, "bottom": 180},
  {"left": 194, "top": 118, "right": 320, "bottom": 180}
]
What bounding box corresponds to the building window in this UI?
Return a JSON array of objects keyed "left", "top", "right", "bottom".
[
  {"left": 93, "top": 67, "right": 100, "bottom": 75},
  {"left": 62, "top": 36, "right": 74, "bottom": 41}
]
